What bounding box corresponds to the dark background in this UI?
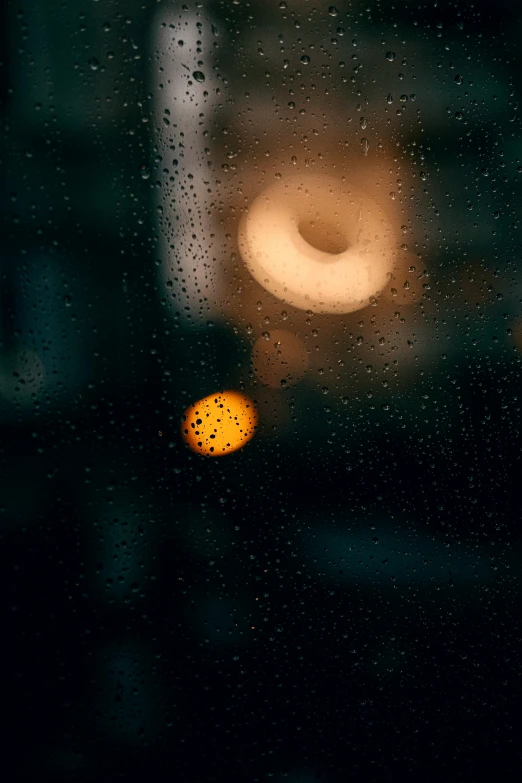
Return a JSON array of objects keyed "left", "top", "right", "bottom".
[{"left": 1, "top": 1, "right": 522, "bottom": 781}]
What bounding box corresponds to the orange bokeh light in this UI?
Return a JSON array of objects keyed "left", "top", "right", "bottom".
[{"left": 181, "top": 390, "right": 258, "bottom": 456}]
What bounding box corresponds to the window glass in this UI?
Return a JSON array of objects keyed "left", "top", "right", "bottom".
[{"left": 2, "top": 1, "right": 522, "bottom": 780}]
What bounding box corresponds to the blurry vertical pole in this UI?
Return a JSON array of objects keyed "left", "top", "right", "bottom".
[{"left": 151, "top": 2, "right": 224, "bottom": 326}]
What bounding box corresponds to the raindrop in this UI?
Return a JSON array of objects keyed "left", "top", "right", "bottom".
[
  {"left": 300, "top": 55, "right": 311, "bottom": 65},
  {"left": 192, "top": 71, "right": 205, "bottom": 83},
  {"left": 386, "top": 51, "right": 396, "bottom": 62}
]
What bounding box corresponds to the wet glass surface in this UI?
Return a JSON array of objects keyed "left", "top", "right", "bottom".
[{"left": 2, "top": 1, "right": 522, "bottom": 780}]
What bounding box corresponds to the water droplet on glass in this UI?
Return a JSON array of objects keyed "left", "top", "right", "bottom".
[
  {"left": 454, "top": 74, "right": 463, "bottom": 85},
  {"left": 328, "top": 5, "right": 339, "bottom": 16},
  {"left": 361, "top": 138, "right": 369, "bottom": 156},
  {"left": 192, "top": 71, "right": 205, "bottom": 83},
  {"left": 300, "top": 55, "right": 311, "bottom": 65},
  {"left": 386, "top": 51, "right": 396, "bottom": 62},
  {"left": 89, "top": 58, "right": 100, "bottom": 71}
]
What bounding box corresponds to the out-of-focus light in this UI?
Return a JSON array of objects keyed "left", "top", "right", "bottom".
[
  {"left": 181, "top": 390, "right": 258, "bottom": 456},
  {"left": 252, "top": 329, "right": 309, "bottom": 388},
  {"left": 238, "top": 174, "right": 398, "bottom": 314},
  {"left": 153, "top": 5, "right": 222, "bottom": 324}
]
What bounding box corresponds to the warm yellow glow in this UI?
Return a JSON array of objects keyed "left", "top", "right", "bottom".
[
  {"left": 238, "top": 174, "right": 398, "bottom": 314},
  {"left": 181, "top": 390, "right": 258, "bottom": 456},
  {"left": 252, "top": 330, "right": 308, "bottom": 388}
]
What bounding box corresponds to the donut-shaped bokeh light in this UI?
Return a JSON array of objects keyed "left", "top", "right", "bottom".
[{"left": 238, "top": 175, "right": 398, "bottom": 314}]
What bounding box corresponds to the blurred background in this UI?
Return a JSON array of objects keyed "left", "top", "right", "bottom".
[{"left": 2, "top": 0, "right": 522, "bottom": 780}]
